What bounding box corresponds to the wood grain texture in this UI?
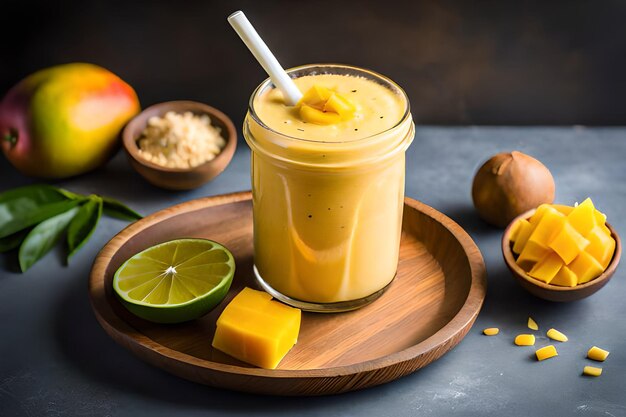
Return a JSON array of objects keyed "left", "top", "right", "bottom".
[
  {"left": 89, "top": 191, "right": 487, "bottom": 395},
  {"left": 502, "top": 208, "right": 621, "bottom": 302}
]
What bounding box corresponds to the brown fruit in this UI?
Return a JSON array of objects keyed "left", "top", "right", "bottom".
[{"left": 472, "top": 151, "right": 555, "bottom": 227}]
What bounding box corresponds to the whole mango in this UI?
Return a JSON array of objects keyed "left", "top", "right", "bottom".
[{"left": 0, "top": 63, "right": 140, "bottom": 178}]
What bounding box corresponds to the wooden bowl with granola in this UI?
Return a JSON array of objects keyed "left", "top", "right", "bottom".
[{"left": 122, "top": 101, "right": 237, "bottom": 190}]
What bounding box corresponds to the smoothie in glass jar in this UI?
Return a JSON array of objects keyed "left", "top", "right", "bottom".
[{"left": 244, "top": 64, "right": 414, "bottom": 311}]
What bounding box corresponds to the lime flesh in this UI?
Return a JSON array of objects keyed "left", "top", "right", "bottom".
[{"left": 113, "top": 238, "right": 235, "bottom": 323}]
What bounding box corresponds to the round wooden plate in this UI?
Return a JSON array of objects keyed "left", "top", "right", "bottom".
[{"left": 89, "top": 191, "right": 487, "bottom": 396}]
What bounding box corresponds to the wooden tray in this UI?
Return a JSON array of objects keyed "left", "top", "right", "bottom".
[{"left": 89, "top": 191, "right": 486, "bottom": 396}]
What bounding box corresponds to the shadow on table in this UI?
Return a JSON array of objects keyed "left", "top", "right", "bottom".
[{"left": 52, "top": 262, "right": 404, "bottom": 412}]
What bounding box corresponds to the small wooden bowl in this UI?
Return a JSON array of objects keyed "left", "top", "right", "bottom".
[
  {"left": 502, "top": 208, "right": 621, "bottom": 302},
  {"left": 122, "top": 101, "right": 237, "bottom": 190}
]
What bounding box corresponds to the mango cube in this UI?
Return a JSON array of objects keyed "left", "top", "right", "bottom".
[
  {"left": 568, "top": 198, "right": 597, "bottom": 236},
  {"left": 587, "top": 346, "right": 610, "bottom": 362},
  {"left": 514, "top": 334, "right": 536, "bottom": 346},
  {"left": 512, "top": 219, "right": 534, "bottom": 254},
  {"left": 298, "top": 85, "right": 332, "bottom": 107},
  {"left": 299, "top": 104, "right": 341, "bottom": 125},
  {"left": 550, "top": 266, "right": 577, "bottom": 287},
  {"left": 528, "top": 207, "right": 566, "bottom": 248},
  {"left": 548, "top": 222, "right": 590, "bottom": 264},
  {"left": 546, "top": 328, "right": 568, "bottom": 342},
  {"left": 585, "top": 226, "right": 616, "bottom": 270},
  {"left": 528, "top": 317, "right": 539, "bottom": 331},
  {"left": 583, "top": 366, "right": 602, "bottom": 377},
  {"left": 509, "top": 199, "right": 614, "bottom": 287},
  {"left": 298, "top": 85, "right": 356, "bottom": 124},
  {"left": 528, "top": 252, "right": 563, "bottom": 283},
  {"left": 535, "top": 345, "right": 558, "bottom": 361},
  {"left": 212, "top": 288, "right": 301, "bottom": 369},
  {"left": 483, "top": 328, "right": 499, "bottom": 336},
  {"left": 323, "top": 93, "right": 356, "bottom": 119},
  {"left": 568, "top": 251, "right": 604, "bottom": 284}
]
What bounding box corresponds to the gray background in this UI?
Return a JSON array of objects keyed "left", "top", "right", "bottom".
[{"left": 1, "top": 127, "right": 625, "bottom": 416}]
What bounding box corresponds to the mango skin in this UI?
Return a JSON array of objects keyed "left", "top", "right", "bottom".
[{"left": 0, "top": 63, "right": 140, "bottom": 178}]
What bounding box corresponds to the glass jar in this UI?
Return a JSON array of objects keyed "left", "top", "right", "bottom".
[{"left": 244, "top": 64, "right": 414, "bottom": 312}]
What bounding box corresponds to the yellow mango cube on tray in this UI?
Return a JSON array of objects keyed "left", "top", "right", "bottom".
[
  {"left": 509, "top": 199, "right": 615, "bottom": 287},
  {"left": 212, "top": 287, "right": 301, "bottom": 369}
]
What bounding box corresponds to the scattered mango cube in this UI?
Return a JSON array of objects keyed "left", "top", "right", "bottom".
[
  {"left": 528, "top": 317, "right": 539, "bottom": 330},
  {"left": 212, "top": 287, "right": 301, "bottom": 369},
  {"left": 583, "top": 366, "right": 602, "bottom": 377},
  {"left": 546, "top": 328, "right": 568, "bottom": 342},
  {"left": 587, "top": 346, "right": 610, "bottom": 362},
  {"left": 483, "top": 328, "right": 499, "bottom": 336},
  {"left": 515, "top": 334, "right": 536, "bottom": 346},
  {"left": 536, "top": 345, "right": 558, "bottom": 361}
]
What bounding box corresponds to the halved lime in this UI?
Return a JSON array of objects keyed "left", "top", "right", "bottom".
[{"left": 113, "top": 238, "right": 235, "bottom": 323}]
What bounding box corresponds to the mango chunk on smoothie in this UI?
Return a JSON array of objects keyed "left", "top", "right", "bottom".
[
  {"left": 550, "top": 266, "right": 577, "bottom": 287},
  {"left": 587, "top": 346, "right": 610, "bottom": 361},
  {"left": 297, "top": 85, "right": 356, "bottom": 125},
  {"left": 583, "top": 366, "right": 602, "bottom": 377},
  {"left": 535, "top": 345, "right": 558, "bottom": 361},
  {"left": 568, "top": 198, "right": 597, "bottom": 236},
  {"left": 528, "top": 252, "right": 563, "bottom": 283},
  {"left": 509, "top": 199, "right": 615, "bottom": 286},
  {"left": 548, "top": 222, "right": 590, "bottom": 264},
  {"left": 299, "top": 104, "right": 341, "bottom": 125},
  {"left": 515, "top": 334, "right": 536, "bottom": 346},
  {"left": 569, "top": 251, "right": 604, "bottom": 284},
  {"left": 546, "top": 328, "right": 568, "bottom": 342},
  {"left": 212, "top": 287, "right": 301, "bottom": 369}
]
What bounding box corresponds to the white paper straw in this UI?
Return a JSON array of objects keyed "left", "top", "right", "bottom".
[{"left": 228, "top": 10, "right": 302, "bottom": 105}]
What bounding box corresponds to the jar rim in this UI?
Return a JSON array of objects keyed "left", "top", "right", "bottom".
[{"left": 247, "top": 63, "right": 412, "bottom": 145}]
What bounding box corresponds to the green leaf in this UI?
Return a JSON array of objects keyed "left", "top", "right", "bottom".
[
  {"left": 18, "top": 207, "right": 80, "bottom": 272},
  {"left": 0, "top": 199, "right": 81, "bottom": 239},
  {"left": 0, "top": 229, "right": 29, "bottom": 253},
  {"left": 67, "top": 196, "right": 103, "bottom": 262},
  {"left": 0, "top": 184, "right": 67, "bottom": 204},
  {"left": 102, "top": 197, "right": 143, "bottom": 221},
  {"left": 55, "top": 187, "right": 83, "bottom": 200}
]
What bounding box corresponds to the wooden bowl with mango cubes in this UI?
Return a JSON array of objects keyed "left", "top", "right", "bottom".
[{"left": 502, "top": 201, "right": 621, "bottom": 302}]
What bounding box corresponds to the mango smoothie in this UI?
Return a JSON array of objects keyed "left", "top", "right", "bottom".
[{"left": 244, "top": 64, "right": 414, "bottom": 311}]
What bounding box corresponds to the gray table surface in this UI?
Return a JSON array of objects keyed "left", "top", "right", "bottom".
[{"left": 1, "top": 127, "right": 624, "bottom": 417}]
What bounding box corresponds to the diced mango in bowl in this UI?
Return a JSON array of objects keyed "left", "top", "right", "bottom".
[{"left": 510, "top": 198, "right": 615, "bottom": 286}]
